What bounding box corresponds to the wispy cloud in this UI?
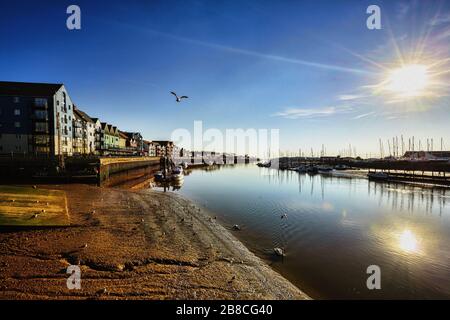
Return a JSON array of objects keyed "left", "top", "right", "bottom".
[
  {"left": 396, "top": 2, "right": 411, "bottom": 19},
  {"left": 352, "top": 111, "right": 376, "bottom": 120},
  {"left": 337, "top": 94, "right": 365, "bottom": 101},
  {"left": 429, "top": 13, "right": 450, "bottom": 26},
  {"left": 109, "top": 20, "right": 369, "bottom": 75},
  {"left": 435, "top": 27, "right": 450, "bottom": 40},
  {"left": 273, "top": 106, "right": 352, "bottom": 119}
]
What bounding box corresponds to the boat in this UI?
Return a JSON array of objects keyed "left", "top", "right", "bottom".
[
  {"left": 294, "top": 165, "right": 307, "bottom": 173},
  {"left": 181, "top": 162, "right": 189, "bottom": 169},
  {"left": 335, "top": 164, "right": 349, "bottom": 170},
  {"left": 317, "top": 165, "right": 333, "bottom": 173},
  {"left": 306, "top": 166, "right": 318, "bottom": 174},
  {"left": 257, "top": 161, "right": 271, "bottom": 168},
  {"left": 171, "top": 166, "right": 184, "bottom": 181},
  {"left": 367, "top": 172, "right": 389, "bottom": 181},
  {"left": 154, "top": 171, "right": 165, "bottom": 181}
]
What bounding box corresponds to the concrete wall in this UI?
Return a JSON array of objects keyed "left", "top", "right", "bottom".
[{"left": 98, "top": 157, "right": 160, "bottom": 187}]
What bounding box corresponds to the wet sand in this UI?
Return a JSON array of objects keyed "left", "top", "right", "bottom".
[{"left": 0, "top": 184, "right": 309, "bottom": 300}]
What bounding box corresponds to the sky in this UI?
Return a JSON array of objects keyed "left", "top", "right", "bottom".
[{"left": 0, "top": 0, "right": 449, "bottom": 157}]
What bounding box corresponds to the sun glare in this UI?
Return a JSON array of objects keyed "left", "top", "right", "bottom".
[
  {"left": 399, "top": 229, "right": 418, "bottom": 253},
  {"left": 385, "top": 64, "right": 429, "bottom": 98}
]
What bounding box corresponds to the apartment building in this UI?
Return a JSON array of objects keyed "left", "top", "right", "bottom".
[{"left": 0, "top": 81, "right": 74, "bottom": 155}]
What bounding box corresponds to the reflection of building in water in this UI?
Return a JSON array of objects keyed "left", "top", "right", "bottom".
[
  {"left": 368, "top": 181, "right": 447, "bottom": 216},
  {"left": 262, "top": 168, "right": 448, "bottom": 216}
]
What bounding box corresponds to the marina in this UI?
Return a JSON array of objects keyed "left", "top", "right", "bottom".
[{"left": 158, "top": 164, "right": 450, "bottom": 299}]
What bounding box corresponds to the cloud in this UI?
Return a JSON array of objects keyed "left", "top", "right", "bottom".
[
  {"left": 108, "top": 20, "right": 369, "bottom": 75},
  {"left": 396, "top": 2, "right": 410, "bottom": 19},
  {"left": 273, "top": 106, "right": 352, "bottom": 119},
  {"left": 429, "top": 13, "right": 450, "bottom": 26},
  {"left": 352, "top": 111, "right": 376, "bottom": 120},
  {"left": 435, "top": 27, "right": 450, "bottom": 40},
  {"left": 337, "top": 94, "right": 364, "bottom": 101}
]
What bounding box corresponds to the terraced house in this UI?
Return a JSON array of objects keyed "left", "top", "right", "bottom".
[
  {"left": 73, "top": 107, "right": 96, "bottom": 155},
  {"left": 100, "top": 122, "right": 121, "bottom": 152},
  {"left": 0, "top": 81, "right": 74, "bottom": 156}
]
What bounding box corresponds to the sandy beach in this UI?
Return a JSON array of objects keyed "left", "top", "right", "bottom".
[{"left": 0, "top": 184, "right": 309, "bottom": 300}]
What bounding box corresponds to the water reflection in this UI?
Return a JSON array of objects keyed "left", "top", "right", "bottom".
[
  {"left": 153, "top": 164, "right": 450, "bottom": 299},
  {"left": 399, "top": 229, "right": 419, "bottom": 253}
]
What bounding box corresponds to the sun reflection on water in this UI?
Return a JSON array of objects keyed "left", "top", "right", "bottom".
[{"left": 399, "top": 229, "right": 419, "bottom": 253}]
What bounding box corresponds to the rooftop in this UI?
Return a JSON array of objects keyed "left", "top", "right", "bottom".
[{"left": 0, "top": 81, "right": 63, "bottom": 97}]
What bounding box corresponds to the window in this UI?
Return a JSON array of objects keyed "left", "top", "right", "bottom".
[
  {"left": 35, "top": 146, "right": 49, "bottom": 153},
  {"left": 62, "top": 92, "right": 67, "bottom": 112},
  {"left": 14, "top": 122, "right": 21, "bottom": 128},
  {"left": 14, "top": 109, "right": 21, "bottom": 116},
  {"left": 16, "top": 134, "right": 21, "bottom": 139},
  {"left": 35, "top": 136, "right": 49, "bottom": 145},
  {"left": 14, "top": 97, "right": 20, "bottom": 103},
  {"left": 34, "top": 110, "right": 48, "bottom": 120},
  {"left": 34, "top": 98, "right": 47, "bottom": 107},
  {"left": 35, "top": 122, "right": 48, "bottom": 132}
]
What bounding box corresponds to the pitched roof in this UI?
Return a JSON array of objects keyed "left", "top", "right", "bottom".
[
  {"left": 118, "top": 131, "right": 128, "bottom": 139},
  {"left": 73, "top": 107, "right": 94, "bottom": 123},
  {"left": 0, "top": 81, "right": 63, "bottom": 97},
  {"left": 101, "top": 122, "right": 109, "bottom": 131}
]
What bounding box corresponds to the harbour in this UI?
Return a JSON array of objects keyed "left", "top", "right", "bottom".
[{"left": 156, "top": 164, "right": 450, "bottom": 299}]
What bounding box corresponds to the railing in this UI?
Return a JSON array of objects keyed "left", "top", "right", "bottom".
[{"left": 33, "top": 102, "right": 48, "bottom": 109}]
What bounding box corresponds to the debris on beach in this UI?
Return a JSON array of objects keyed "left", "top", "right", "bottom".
[{"left": 97, "top": 288, "right": 108, "bottom": 295}]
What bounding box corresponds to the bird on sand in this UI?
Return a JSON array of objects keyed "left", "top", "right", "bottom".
[
  {"left": 170, "top": 91, "right": 188, "bottom": 102},
  {"left": 274, "top": 247, "right": 285, "bottom": 257}
]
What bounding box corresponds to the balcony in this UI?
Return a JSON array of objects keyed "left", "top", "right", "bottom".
[
  {"left": 33, "top": 136, "right": 50, "bottom": 146},
  {"left": 33, "top": 128, "right": 49, "bottom": 134},
  {"left": 33, "top": 100, "right": 48, "bottom": 109},
  {"left": 31, "top": 114, "right": 49, "bottom": 122}
]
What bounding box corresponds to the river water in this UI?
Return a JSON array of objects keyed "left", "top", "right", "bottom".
[{"left": 158, "top": 164, "right": 450, "bottom": 299}]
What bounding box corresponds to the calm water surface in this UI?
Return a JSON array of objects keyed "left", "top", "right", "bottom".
[{"left": 156, "top": 164, "right": 450, "bottom": 299}]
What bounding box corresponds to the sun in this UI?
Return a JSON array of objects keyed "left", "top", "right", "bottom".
[{"left": 384, "top": 64, "right": 429, "bottom": 98}]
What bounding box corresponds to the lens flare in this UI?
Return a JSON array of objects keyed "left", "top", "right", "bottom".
[{"left": 385, "top": 64, "right": 429, "bottom": 97}]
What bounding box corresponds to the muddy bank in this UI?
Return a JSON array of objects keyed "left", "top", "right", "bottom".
[{"left": 0, "top": 184, "right": 309, "bottom": 299}]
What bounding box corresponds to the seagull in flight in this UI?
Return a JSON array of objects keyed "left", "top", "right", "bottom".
[{"left": 171, "top": 91, "right": 188, "bottom": 102}]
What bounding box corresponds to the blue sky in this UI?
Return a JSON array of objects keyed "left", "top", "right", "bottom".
[{"left": 1, "top": 0, "right": 449, "bottom": 156}]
